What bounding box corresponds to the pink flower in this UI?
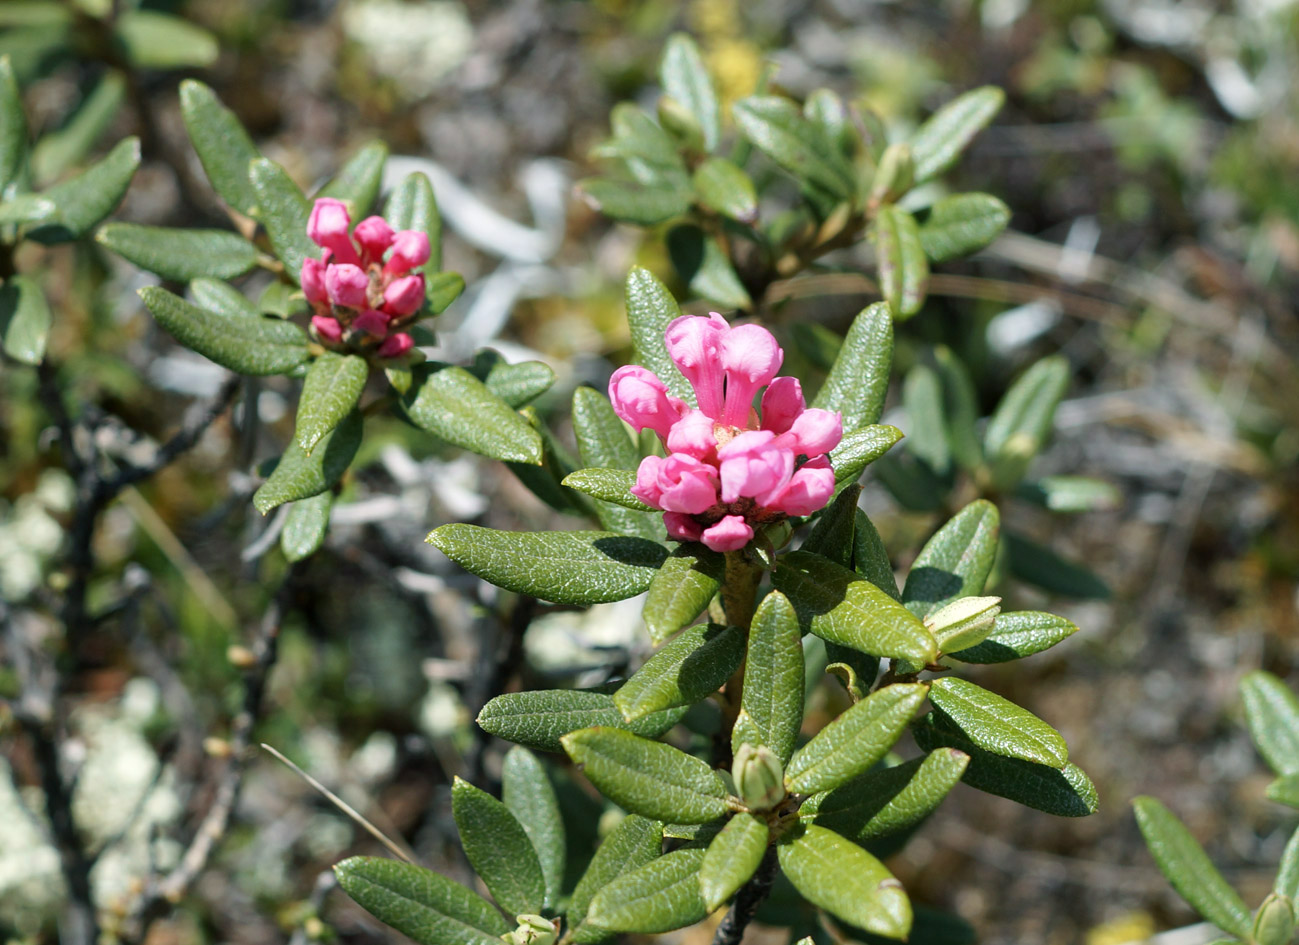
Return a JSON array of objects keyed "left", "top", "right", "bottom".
[
  {"left": 352, "top": 309, "right": 390, "bottom": 336},
  {"left": 760, "top": 377, "right": 804, "bottom": 434},
  {"left": 301, "top": 257, "right": 328, "bottom": 305},
  {"left": 353, "top": 216, "right": 395, "bottom": 264},
  {"left": 377, "top": 333, "right": 414, "bottom": 358},
  {"left": 776, "top": 408, "right": 843, "bottom": 457},
  {"left": 765, "top": 455, "right": 835, "bottom": 516},
  {"left": 664, "top": 512, "right": 703, "bottom": 542},
  {"left": 717, "top": 431, "right": 793, "bottom": 505},
  {"left": 311, "top": 315, "right": 343, "bottom": 343},
  {"left": 383, "top": 275, "right": 425, "bottom": 317},
  {"left": 718, "top": 324, "right": 783, "bottom": 427},
  {"left": 701, "top": 516, "right": 754, "bottom": 552},
  {"left": 631, "top": 455, "right": 719, "bottom": 515},
  {"left": 384, "top": 231, "right": 431, "bottom": 277},
  {"left": 325, "top": 263, "right": 370, "bottom": 309},
  {"left": 609, "top": 366, "right": 685, "bottom": 440},
  {"left": 665, "top": 409, "right": 717, "bottom": 461},
  {"left": 665, "top": 314, "right": 728, "bottom": 418},
  {"left": 307, "top": 198, "right": 360, "bottom": 265}
]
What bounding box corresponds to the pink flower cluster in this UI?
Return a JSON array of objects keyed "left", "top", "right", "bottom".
[
  {"left": 301, "top": 198, "right": 430, "bottom": 359},
  {"left": 609, "top": 314, "right": 843, "bottom": 553}
]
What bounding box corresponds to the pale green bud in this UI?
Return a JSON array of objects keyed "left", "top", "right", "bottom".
[
  {"left": 733, "top": 743, "right": 785, "bottom": 811},
  {"left": 867, "top": 143, "right": 914, "bottom": 208},
  {"left": 502, "top": 915, "right": 558, "bottom": 945},
  {"left": 1252, "top": 893, "right": 1296, "bottom": 945},
  {"left": 925, "top": 596, "right": 1002, "bottom": 653}
]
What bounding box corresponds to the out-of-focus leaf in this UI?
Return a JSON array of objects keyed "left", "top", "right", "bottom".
[
  {"left": 1004, "top": 531, "right": 1110, "bottom": 599},
  {"left": 1018, "top": 475, "right": 1120, "bottom": 513},
  {"left": 563, "top": 468, "right": 657, "bottom": 512},
  {"left": 253, "top": 413, "right": 362, "bottom": 514},
  {"left": 31, "top": 70, "right": 125, "bottom": 185},
  {"left": 614, "top": 623, "right": 744, "bottom": 722},
  {"left": 424, "top": 270, "right": 464, "bottom": 315},
  {"left": 27, "top": 137, "right": 140, "bottom": 244},
  {"left": 316, "top": 141, "right": 387, "bottom": 217},
  {"left": 568, "top": 815, "right": 663, "bottom": 942},
  {"left": 918, "top": 193, "right": 1010, "bottom": 262},
  {"left": 139, "top": 286, "right": 309, "bottom": 376},
  {"left": 813, "top": 303, "right": 893, "bottom": 430},
  {"left": 451, "top": 777, "right": 545, "bottom": 917},
  {"left": 114, "top": 10, "right": 218, "bottom": 70},
  {"left": 468, "top": 349, "right": 555, "bottom": 408},
  {"left": 1267, "top": 775, "right": 1299, "bottom": 809},
  {"left": 660, "top": 33, "right": 720, "bottom": 151},
  {"left": 700, "top": 813, "right": 768, "bottom": 912},
  {"left": 1276, "top": 827, "right": 1299, "bottom": 901},
  {"left": 0, "top": 195, "right": 55, "bottom": 226},
  {"left": 902, "top": 499, "right": 1000, "bottom": 619},
  {"left": 791, "top": 321, "right": 843, "bottom": 374},
  {"left": 874, "top": 205, "right": 929, "bottom": 319},
  {"left": 693, "top": 157, "right": 757, "bottom": 222},
  {"left": 1241, "top": 671, "right": 1299, "bottom": 777},
  {"left": 929, "top": 677, "right": 1067, "bottom": 768},
  {"left": 295, "top": 353, "right": 368, "bottom": 454},
  {"left": 0, "top": 275, "right": 51, "bottom": 364},
  {"left": 733, "top": 96, "right": 855, "bottom": 199},
  {"left": 733, "top": 591, "right": 804, "bottom": 765},
  {"left": 642, "top": 547, "right": 724, "bottom": 644},
  {"left": 0, "top": 56, "right": 26, "bottom": 192},
  {"left": 401, "top": 364, "right": 543, "bottom": 464},
  {"left": 902, "top": 364, "right": 950, "bottom": 475},
  {"left": 578, "top": 176, "right": 691, "bottom": 226},
  {"left": 97, "top": 224, "right": 259, "bottom": 281},
  {"left": 280, "top": 491, "right": 332, "bottom": 562},
  {"left": 667, "top": 224, "right": 752, "bottom": 310},
  {"left": 830, "top": 424, "right": 905, "bottom": 489},
  {"left": 478, "top": 689, "right": 689, "bottom": 754},
  {"left": 501, "top": 747, "right": 566, "bottom": 909},
  {"left": 384, "top": 170, "right": 444, "bottom": 279},
  {"left": 909, "top": 86, "right": 1004, "bottom": 184},
  {"left": 334, "top": 857, "right": 510, "bottom": 945},
  {"left": 248, "top": 157, "right": 316, "bottom": 285},
  {"left": 805, "top": 88, "right": 857, "bottom": 159},
  {"left": 585, "top": 846, "right": 708, "bottom": 934},
  {"left": 872, "top": 452, "right": 946, "bottom": 512},
  {"left": 855, "top": 510, "right": 901, "bottom": 601},
  {"left": 933, "top": 347, "right": 983, "bottom": 472},
  {"left": 179, "top": 79, "right": 260, "bottom": 215},
  {"left": 984, "top": 356, "right": 1069, "bottom": 488},
  {"left": 778, "top": 824, "right": 911, "bottom": 940},
  {"left": 946, "top": 610, "right": 1078, "bottom": 664},
  {"left": 0, "top": 25, "right": 71, "bottom": 86}
]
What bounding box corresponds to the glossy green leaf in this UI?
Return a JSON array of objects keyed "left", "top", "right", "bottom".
[
  {"left": 401, "top": 364, "right": 543, "bottom": 464},
  {"left": 27, "top": 137, "right": 140, "bottom": 244},
  {"left": 562, "top": 727, "right": 728, "bottom": 824},
  {"left": 98, "top": 224, "right": 259, "bottom": 282},
  {"left": 625, "top": 267, "right": 692, "bottom": 404},
  {"left": 0, "top": 56, "right": 25, "bottom": 192},
  {"left": 568, "top": 815, "right": 663, "bottom": 942},
  {"left": 642, "top": 547, "right": 724, "bottom": 644},
  {"left": 573, "top": 385, "right": 660, "bottom": 539},
  {"left": 615, "top": 624, "right": 743, "bottom": 722},
  {"left": 660, "top": 33, "right": 720, "bottom": 151},
  {"left": 813, "top": 303, "right": 894, "bottom": 430},
  {"left": 0, "top": 275, "right": 51, "bottom": 365},
  {"left": 295, "top": 353, "right": 368, "bottom": 453},
  {"left": 984, "top": 356, "right": 1068, "bottom": 488},
  {"left": 929, "top": 677, "right": 1067, "bottom": 767},
  {"left": 280, "top": 491, "right": 332, "bottom": 562},
  {"left": 31, "top": 70, "right": 124, "bottom": 185},
  {"left": 334, "top": 857, "right": 510, "bottom": 945},
  {"left": 384, "top": 170, "right": 444, "bottom": 279},
  {"left": 1004, "top": 532, "right": 1110, "bottom": 599},
  {"left": 248, "top": 157, "right": 316, "bottom": 285},
  {"left": 0, "top": 195, "right": 55, "bottom": 226},
  {"left": 733, "top": 591, "right": 804, "bottom": 765},
  {"left": 253, "top": 412, "right": 361, "bottom": 513},
  {"left": 425, "top": 270, "right": 464, "bottom": 315},
  {"left": 563, "top": 467, "right": 657, "bottom": 512},
  {"left": 1276, "top": 826, "right": 1299, "bottom": 901},
  {"left": 918, "top": 192, "right": 1010, "bottom": 262},
  {"left": 913, "top": 713, "right": 1097, "bottom": 817},
  {"left": 1133, "top": 796, "right": 1251, "bottom": 937},
  {"left": 874, "top": 205, "right": 929, "bottom": 319},
  {"left": 802, "top": 484, "right": 860, "bottom": 569},
  {"left": 902, "top": 499, "right": 1000, "bottom": 619},
  {"left": 469, "top": 350, "right": 555, "bottom": 408},
  {"left": 946, "top": 610, "right": 1078, "bottom": 664},
  {"left": 451, "top": 777, "right": 545, "bottom": 917},
  {"left": 783, "top": 683, "right": 927, "bottom": 795},
  {"left": 1267, "top": 775, "right": 1299, "bottom": 809},
  {"left": 1241, "top": 671, "right": 1299, "bottom": 777},
  {"left": 774, "top": 551, "right": 937, "bottom": 666},
  {"left": 179, "top": 79, "right": 260, "bottom": 215},
  {"left": 733, "top": 96, "right": 855, "bottom": 198},
  {"left": 1018, "top": 475, "right": 1120, "bottom": 513},
  {"left": 700, "top": 813, "right": 768, "bottom": 912},
  {"left": 139, "top": 286, "right": 309, "bottom": 376},
  {"left": 477, "top": 688, "right": 689, "bottom": 753},
  {"left": 823, "top": 641, "right": 880, "bottom": 703},
  {"left": 316, "top": 141, "right": 387, "bottom": 217},
  {"left": 428, "top": 526, "right": 666, "bottom": 606},
  {"left": 778, "top": 824, "right": 911, "bottom": 940},
  {"left": 585, "top": 846, "right": 708, "bottom": 934},
  {"left": 854, "top": 510, "right": 901, "bottom": 601},
  {"left": 909, "top": 86, "right": 1004, "bottom": 184},
  {"left": 830, "top": 424, "right": 905, "bottom": 489},
  {"left": 501, "top": 747, "right": 565, "bottom": 909},
  {"left": 189, "top": 278, "right": 259, "bottom": 320},
  {"left": 578, "top": 176, "right": 690, "bottom": 226},
  {"left": 667, "top": 224, "right": 752, "bottom": 310},
  {"left": 114, "top": 10, "right": 218, "bottom": 69},
  {"left": 693, "top": 157, "right": 757, "bottom": 222},
  {"left": 902, "top": 363, "right": 950, "bottom": 474}
]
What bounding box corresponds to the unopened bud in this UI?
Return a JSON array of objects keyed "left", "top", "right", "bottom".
[
  {"left": 867, "top": 143, "right": 914, "bottom": 208},
  {"left": 1252, "top": 893, "right": 1296, "bottom": 945},
  {"left": 925, "top": 596, "right": 1001, "bottom": 653},
  {"left": 502, "top": 914, "right": 558, "bottom": 945},
  {"left": 733, "top": 743, "right": 785, "bottom": 812}
]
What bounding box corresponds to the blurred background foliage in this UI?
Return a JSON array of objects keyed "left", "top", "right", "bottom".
[{"left": 1, "top": 0, "right": 1297, "bottom": 942}]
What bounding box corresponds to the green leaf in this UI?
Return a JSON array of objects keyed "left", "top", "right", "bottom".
[
  {"left": 602, "top": 103, "right": 686, "bottom": 172},
  {"left": 425, "top": 270, "right": 464, "bottom": 315},
  {"left": 139, "top": 286, "right": 309, "bottom": 376},
  {"left": 830, "top": 424, "right": 905, "bottom": 489},
  {"left": 804, "top": 89, "right": 857, "bottom": 160},
  {"left": 929, "top": 677, "right": 1067, "bottom": 768},
  {"left": 783, "top": 683, "right": 928, "bottom": 795},
  {"left": 660, "top": 33, "right": 720, "bottom": 151},
  {"left": 295, "top": 353, "right": 368, "bottom": 454},
  {"left": 0, "top": 275, "right": 51, "bottom": 365},
  {"left": 316, "top": 141, "right": 387, "bottom": 217},
  {"left": 27, "top": 137, "right": 140, "bottom": 244},
  {"left": 96, "top": 224, "right": 259, "bottom": 282},
  {"left": 114, "top": 10, "right": 218, "bottom": 70},
  {"left": 774, "top": 551, "right": 937, "bottom": 666},
  {"left": 902, "top": 364, "right": 950, "bottom": 475},
  {"left": 733, "top": 590, "right": 804, "bottom": 765},
  {"left": 874, "top": 206, "right": 929, "bottom": 319},
  {"left": 189, "top": 278, "right": 259, "bottom": 320},
  {"left": 625, "top": 267, "right": 692, "bottom": 404},
  {"left": 401, "top": 364, "right": 543, "bottom": 464},
  {"left": 854, "top": 510, "right": 901, "bottom": 601},
  {"left": 642, "top": 547, "right": 724, "bottom": 644},
  {"left": 0, "top": 56, "right": 26, "bottom": 193},
  {"left": 477, "top": 688, "right": 689, "bottom": 753},
  {"left": 933, "top": 347, "right": 984, "bottom": 472},
  {"left": 700, "top": 813, "right": 768, "bottom": 912},
  {"left": 0, "top": 194, "right": 55, "bottom": 226},
  {"left": 248, "top": 157, "right": 317, "bottom": 285},
  {"left": 947, "top": 610, "right": 1078, "bottom": 664},
  {"left": 778, "top": 824, "right": 911, "bottom": 940},
  {"left": 585, "top": 846, "right": 708, "bottom": 934},
  {"left": 561, "top": 727, "right": 728, "bottom": 824},
  {"left": 1276, "top": 826, "right": 1299, "bottom": 901},
  {"left": 501, "top": 747, "right": 565, "bottom": 909},
  {"left": 913, "top": 713, "right": 1097, "bottom": 817},
  {"left": 1267, "top": 775, "right": 1299, "bottom": 809},
  {"left": 503, "top": 405, "right": 592, "bottom": 515},
  {"left": 280, "top": 491, "right": 332, "bottom": 562},
  {"left": 733, "top": 96, "right": 855, "bottom": 199},
  {"left": 568, "top": 815, "right": 663, "bottom": 942},
  {"left": 573, "top": 386, "right": 661, "bottom": 539},
  {"left": 909, "top": 86, "right": 1004, "bottom": 184},
  {"left": 791, "top": 321, "right": 843, "bottom": 374},
  {"left": 802, "top": 484, "right": 861, "bottom": 569},
  {"left": 918, "top": 192, "right": 1010, "bottom": 262},
  {"left": 1003, "top": 532, "right": 1110, "bottom": 599},
  {"left": 984, "top": 356, "right": 1069, "bottom": 488},
  {"left": 614, "top": 624, "right": 744, "bottom": 722},
  {"left": 451, "top": 777, "right": 545, "bottom": 917},
  {"left": 563, "top": 467, "right": 657, "bottom": 512},
  {"left": 31, "top": 70, "right": 125, "bottom": 186},
  {"left": 693, "top": 157, "right": 757, "bottom": 222},
  {"left": 1018, "top": 475, "right": 1120, "bottom": 514},
  {"left": 666, "top": 224, "right": 752, "bottom": 310},
  {"left": 385, "top": 170, "right": 443, "bottom": 279},
  {"left": 427, "top": 526, "right": 666, "bottom": 606},
  {"left": 334, "top": 857, "right": 510, "bottom": 945},
  {"left": 804, "top": 749, "right": 969, "bottom": 845},
  {"left": 1241, "top": 671, "right": 1299, "bottom": 777},
  {"left": 253, "top": 412, "right": 362, "bottom": 513},
  {"left": 468, "top": 349, "right": 554, "bottom": 408},
  {"left": 1133, "top": 796, "right": 1251, "bottom": 937},
  {"left": 813, "top": 303, "right": 894, "bottom": 430},
  {"left": 578, "top": 176, "right": 691, "bottom": 226},
  {"left": 902, "top": 499, "right": 1000, "bottom": 619},
  {"left": 873, "top": 452, "right": 946, "bottom": 512},
  {"left": 179, "top": 79, "right": 260, "bottom": 216}
]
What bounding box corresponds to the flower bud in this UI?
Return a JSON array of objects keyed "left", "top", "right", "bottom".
[
  {"left": 384, "top": 230, "right": 431, "bottom": 276},
  {"left": 353, "top": 215, "right": 395, "bottom": 264},
  {"left": 1252, "top": 893, "right": 1296, "bottom": 945},
  {"left": 924, "top": 596, "right": 1001, "bottom": 654},
  {"left": 325, "top": 263, "right": 370, "bottom": 309},
  {"left": 383, "top": 275, "right": 425, "bottom": 317},
  {"left": 732, "top": 743, "right": 785, "bottom": 811},
  {"left": 351, "top": 309, "right": 390, "bottom": 337},
  {"left": 502, "top": 915, "right": 558, "bottom": 945},
  {"left": 311, "top": 315, "right": 343, "bottom": 344},
  {"left": 377, "top": 332, "right": 414, "bottom": 359}
]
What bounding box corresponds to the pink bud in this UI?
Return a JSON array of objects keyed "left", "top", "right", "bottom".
[
  {"left": 353, "top": 216, "right": 395, "bottom": 265},
  {"left": 609, "top": 366, "right": 684, "bottom": 440},
  {"left": 778, "top": 408, "right": 842, "bottom": 457},
  {"left": 383, "top": 275, "right": 425, "bottom": 317},
  {"left": 352, "top": 309, "right": 390, "bottom": 336},
  {"left": 325, "top": 263, "right": 370, "bottom": 308},
  {"left": 665, "top": 313, "right": 729, "bottom": 419},
  {"left": 701, "top": 515, "right": 754, "bottom": 552},
  {"left": 716, "top": 430, "right": 793, "bottom": 504},
  {"left": 301, "top": 257, "right": 328, "bottom": 304},
  {"left": 307, "top": 198, "right": 360, "bottom": 265},
  {"left": 311, "top": 314, "right": 343, "bottom": 343},
  {"left": 765, "top": 455, "right": 835, "bottom": 516},
  {"left": 718, "top": 323, "right": 783, "bottom": 428},
  {"left": 664, "top": 409, "right": 716, "bottom": 460},
  {"left": 631, "top": 454, "right": 718, "bottom": 515},
  {"left": 384, "top": 230, "right": 431, "bottom": 276},
  {"left": 377, "top": 332, "right": 414, "bottom": 358},
  {"left": 663, "top": 512, "right": 703, "bottom": 542},
  {"left": 631, "top": 456, "right": 667, "bottom": 509},
  {"left": 760, "top": 376, "right": 804, "bottom": 434}
]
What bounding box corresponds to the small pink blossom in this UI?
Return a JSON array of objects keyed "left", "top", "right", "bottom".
[
  {"left": 665, "top": 409, "right": 717, "bottom": 461},
  {"left": 777, "top": 408, "right": 843, "bottom": 457},
  {"left": 352, "top": 309, "right": 389, "bottom": 336},
  {"left": 383, "top": 275, "right": 426, "bottom": 317},
  {"left": 311, "top": 315, "right": 343, "bottom": 343},
  {"left": 631, "top": 455, "right": 719, "bottom": 515},
  {"left": 665, "top": 314, "right": 728, "bottom": 418},
  {"left": 765, "top": 455, "right": 835, "bottom": 516},
  {"left": 609, "top": 366, "right": 684, "bottom": 440},
  {"left": 325, "top": 263, "right": 370, "bottom": 309},
  {"left": 307, "top": 198, "right": 360, "bottom": 265},
  {"left": 760, "top": 377, "right": 804, "bottom": 434},
  {"left": 663, "top": 512, "right": 704, "bottom": 542},
  {"left": 353, "top": 216, "right": 395, "bottom": 263},
  {"left": 301, "top": 257, "right": 328, "bottom": 304},
  {"left": 718, "top": 324, "right": 783, "bottom": 427},
  {"left": 377, "top": 333, "right": 414, "bottom": 358},
  {"left": 384, "top": 231, "right": 431, "bottom": 277},
  {"left": 701, "top": 515, "right": 754, "bottom": 552}
]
